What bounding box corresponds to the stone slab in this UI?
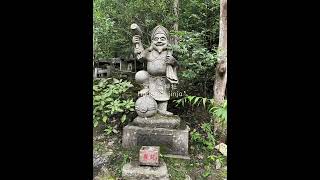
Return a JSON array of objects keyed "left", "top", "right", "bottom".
[
  {"left": 122, "top": 125, "right": 189, "bottom": 156},
  {"left": 122, "top": 160, "right": 169, "bottom": 180},
  {"left": 132, "top": 113, "right": 181, "bottom": 129}
]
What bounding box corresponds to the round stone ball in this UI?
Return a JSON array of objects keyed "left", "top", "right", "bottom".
[
  {"left": 135, "top": 70, "right": 149, "bottom": 84},
  {"left": 135, "top": 95, "right": 157, "bottom": 117}
]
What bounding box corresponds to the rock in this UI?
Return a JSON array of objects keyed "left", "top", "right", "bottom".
[
  {"left": 107, "top": 141, "right": 114, "bottom": 146},
  {"left": 93, "top": 149, "right": 113, "bottom": 177},
  {"left": 93, "top": 166, "right": 115, "bottom": 180},
  {"left": 93, "top": 134, "right": 106, "bottom": 141},
  {"left": 196, "top": 154, "right": 204, "bottom": 160},
  {"left": 93, "top": 151, "right": 109, "bottom": 168},
  {"left": 105, "top": 149, "right": 113, "bottom": 156},
  {"left": 122, "top": 160, "right": 169, "bottom": 180},
  {"left": 216, "top": 159, "right": 222, "bottom": 169},
  {"left": 215, "top": 143, "right": 227, "bottom": 156}
]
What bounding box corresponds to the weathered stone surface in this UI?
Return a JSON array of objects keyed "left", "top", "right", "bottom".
[
  {"left": 162, "top": 154, "right": 190, "bottom": 160},
  {"left": 139, "top": 146, "right": 160, "bottom": 166},
  {"left": 122, "top": 160, "right": 169, "bottom": 180},
  {"left": 132, "top": 24, "right": 178, "bottom": 117},
  {"left": 93, "top": 166, "right": 115, "bottom": 180},
  {"left": 135, "top": 95, "right": 158, "bottom": 118},
  {"left": 132, "top": 113, "right": 181, "bottom": 129},
  {"left": 122, "top": 125, "right": 189, "bottom": 156}
]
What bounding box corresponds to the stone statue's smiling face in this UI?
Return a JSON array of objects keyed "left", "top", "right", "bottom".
[{"left": 152, "top": 33, "right": 168, "bottom": 47}]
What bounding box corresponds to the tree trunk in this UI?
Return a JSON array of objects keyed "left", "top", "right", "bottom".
[
  {"left": 173, "top": 0, "right": 179, "bottom": 45},
  {"left": 214, "top": 0, "right": 227, "bottom": 104},
  {"left": 93, "top": 33, "right": 96, "bottom": 60},
  {"left": 213, "top": 0, "right": 227, "bottom": 143}
]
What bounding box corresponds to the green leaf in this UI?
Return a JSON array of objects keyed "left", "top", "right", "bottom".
[
  {"left": 94, "top": 121, "right": 98, "bottom": 127},
  {"left": 203, "top": 171, "right": 211, "bottom": 177},
  {"left": 209, "top": 98, "right": 215, "bottom": 105},
  {"left": 202, "top": 98, "right": 207, "bottom": 107},
  {"left": 193, "top": 96, "right": 201, "bottom": 106},
  {"left": 208, "top": 155, "right": 216, "bottom": 161},
  {"left": 93, "top": 86, "right": 99, "bottom": 91},
  {"left": 102, "top": 116, "right": 108, "bottom": 123},
  {"left": 121, "top": 114, "right": 126, "bottom": 123},
  {"left": 187, "top": 96, "right": 195, "bottom": 103},
  {"left": 112, "top": 129, "right": 119, "bottom": 134},
  {"left": 104, "top": 128, "right": 113, "bottom": 135},
  {"left": 174, "top": 99, "right": 182, "bottom": 107},
  {"left": 95, "top": 96, "right": 101, "bottom": 100},
  {"left": 113, "top": 78, "right": 120, "bottom": 83}
]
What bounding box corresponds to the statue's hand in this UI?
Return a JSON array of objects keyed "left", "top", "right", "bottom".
[
  {"left": 138, "top": 88, "right": 149, "bottom": 96},
  {"left": 165, "top": 55, "right": 175, "bottom": 65},
  {"left": 132, "top": 35, "right": 141, "bottom": 44},
  {"left": 134, "top": 46, "right": 144, "bottom": 55},
  {"left": 133, "top": 35, "right": 143, "bottom": 55}
]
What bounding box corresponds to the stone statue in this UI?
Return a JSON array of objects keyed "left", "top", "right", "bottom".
[
  {"left": 123, "top": 25, "right": 189, "bottom": 158},
  {"left": 131, "top": 24, "right": 178, "bottom": 117}
]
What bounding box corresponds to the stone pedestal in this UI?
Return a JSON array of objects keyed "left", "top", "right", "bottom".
[
  {"left": 122, "top": 123, "right": 189, "bottom": 156},
  {"left": 122, "top": 160, "right": 169, "bottom": 180}
]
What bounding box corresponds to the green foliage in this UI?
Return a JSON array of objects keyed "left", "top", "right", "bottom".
[
  {"left": 172, "top": 31, "right": 217, "bottom": 81},
  {"left": 209, "top": 100, "right": 227, "bottom": 128},
  {"left": 93, "top": 0, "right": 220, "bottom": 66},
  {"left": 190, "top": 121, "right": 227, "bottom": 173},
  {"left": 179, "top": 0, "right": 220, "bottom": 47},
  {"left": 93, "top": 0, "right": 220, "bottom": 96},
  {"left": 176, "top": 95, "right": 227, "bottom": 166},
  {"left": 175, "top": 95, "right": 227, "bottom": 126},
  {"left": 94, "top": 0, "right": 177, "bottom": 59},
  {"left": 93, "top": 78, "right": 135, "bottom": 134},
  {"left": 190, "top": 122, "right": 215, "bottom": 151}
]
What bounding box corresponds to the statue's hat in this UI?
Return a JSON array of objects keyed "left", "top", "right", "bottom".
[{"left": 151, "top": 25, "right": 169, "bottom": 39}]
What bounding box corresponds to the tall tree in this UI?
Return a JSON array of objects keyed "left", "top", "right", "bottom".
[
  {"left": 213, "top": 0, "right": 227, "bottom": 143},
  {"left": 214, "top": 0, "right": 227, "bottom": 104},
  {"left": 173, "top": 0, "right": 179, "bottom": 45}
]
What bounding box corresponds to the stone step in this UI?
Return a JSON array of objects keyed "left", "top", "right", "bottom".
[{"left": 122, "top": 160, "right": 169, "bottom": 180}]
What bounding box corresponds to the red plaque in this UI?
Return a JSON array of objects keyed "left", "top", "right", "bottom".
[{"left": 139, "top": 146, "right": 160, "bottom": 166}]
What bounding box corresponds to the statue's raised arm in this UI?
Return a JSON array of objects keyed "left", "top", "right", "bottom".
[{"left": 131, "top": 23, "right": 146, "bottom": 60}]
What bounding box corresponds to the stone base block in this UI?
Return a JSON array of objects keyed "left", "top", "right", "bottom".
[
  {"left": 122, "top": 125, "right": 189, "bottom": 156},
  {"left": 132, "top": 113, "right": 181, "bottom": 129},
  {"left": 122, "top": 160, "right": 169, "bottom": 180}
]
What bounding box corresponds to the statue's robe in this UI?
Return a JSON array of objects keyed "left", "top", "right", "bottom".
[{"left": 144, "top": 50, "right": 178, "bottom": 101}]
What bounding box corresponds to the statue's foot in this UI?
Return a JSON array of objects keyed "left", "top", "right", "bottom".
[
  {"left": 158, "top": 109, "right": 173, "bottom": 116},
  {"left": 138, "top": 88, "right": 149, "bottom": 96}
]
